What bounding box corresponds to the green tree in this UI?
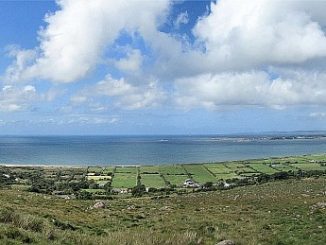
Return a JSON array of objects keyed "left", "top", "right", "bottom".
[{"left": 131, "top": 184, "right": 146, "bottom": 197}]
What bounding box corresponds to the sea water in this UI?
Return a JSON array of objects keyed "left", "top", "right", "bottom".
[{"left": 0, "top": 135, "right": 326, "bottom": 165}]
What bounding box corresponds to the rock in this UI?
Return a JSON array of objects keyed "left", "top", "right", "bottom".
[
  {"left": 127, "top": 205, "right": 135, "bottom": 210},
  {"left": 216, "top": 240, "right": 235, "bottom": 245},
  {"left": 316, "top": 202, "right": 326, "bottom": 209},
  {"left": 135, "top": 213, "right": 146, "bottom": 219},
  {"left": 159, "top": 206, "right": 172, "bottom": 211},
  {"left": 46, "top": 230, "right": 55, "bottom": 241},
  {"left": 310, "top": 202, "right": 326, "bottom": 211},
  {"left": 233, "top": 194, "right": 240, "bottom": 201},
  {"left": 93, "top": 201, "right": 106, "bottom": 209}
]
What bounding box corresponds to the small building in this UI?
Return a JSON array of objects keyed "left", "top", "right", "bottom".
[
  {"left": 184, "top": 179, "right": 200, "bottom": 188},
  {"left": 223, "top": 182, "right": 231, "bottom": 188}
]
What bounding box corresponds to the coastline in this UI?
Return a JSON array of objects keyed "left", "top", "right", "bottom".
[
  {"left": 0, "top": 163, "right": 86, "bottom": 168},
  {"left": 1, "top": 153, "right": 325, "bottom": 168}
]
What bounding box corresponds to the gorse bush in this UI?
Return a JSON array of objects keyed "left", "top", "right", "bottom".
[
  {"left": 0, "top": 226, "right": 34, "bottom": 244},
  {"left": 131, "top": 184, "right": 146, "bottom": 197},
  {"left": 0, "top": 209, "right": 44, "bottom": 232}
]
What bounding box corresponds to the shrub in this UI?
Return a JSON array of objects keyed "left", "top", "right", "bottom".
[
  {"left": 28, "top": 177, "right": 55, "bottom": 194},
  {"left": 132, "top": 184, "right": 146, "bottom": 197},
  {"left": 0, "top": 209, "right": 44, "bottom": 232},
  {"left": 147, "top": 187, "right": 158, "bottom": 193},
  {"left": 202, "top": 182, "right": 214, "bottom": 190},
  {"left": 76, "top": 190, "right": 92, "bottom": 200}
]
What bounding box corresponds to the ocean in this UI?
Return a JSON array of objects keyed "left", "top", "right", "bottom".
[{"left": 0, "top": 135, "right": 326, "bottom": 166}]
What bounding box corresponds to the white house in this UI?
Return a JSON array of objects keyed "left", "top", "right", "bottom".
[{"left": 184, "top": 179, "right": 200, "bottom": 188}]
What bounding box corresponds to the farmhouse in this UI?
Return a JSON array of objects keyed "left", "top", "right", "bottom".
[{"left": 183, "top": 179, "right": 200, "bottom": 188}]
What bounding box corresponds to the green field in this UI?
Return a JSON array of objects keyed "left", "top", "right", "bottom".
[
  {"left": 87, "top": 166, "right": 103, "bottom": 174},
  {"left": 302, "top": 154, "right": 326, "bottom": 162},
  {"left": 163, "top": 174, "right": 188, "bottom": 186},
  {"left": 291, "top": 163, "right": 326, "bottom": 171},
  {"left": 268, "top": 156, "right": 307, "bottom": 164},
  {"left": 204, "top": 163, "right": 232, "bottom": 174},
  {"left": 271, "top": 163, "right": 298, "bottom": 172},
  {"left": 140, "top": 174, "right": 166, "bottom": 188},
  {"left": 102, "top": 167, "right": 115, "bottom": 175},
  {"left": 225, "top": 162, "right": 246, "bottom": 170},
  {"left": 159, "top": 165, "right": 186, "bottom": 175},
  {"left": 214, "top": 172, "right": 240, "bottom": 180},
  {"left": 226, "top": 163, "right": 257, "bottom": 174},
  {"left": 139, "top": 166, "right": 159, "bottom": 174},
  {"left": 114, "top": 166, "right": 138, "bottom": 174},
  {"left": 111, "top": 173, "right": 137, "bottom": 188},
  {"left": 182, "top": 164, "right": 217, "bottom": 183},
  {"left": 249, "top": 163, "right": 280, "bottom": 174}
]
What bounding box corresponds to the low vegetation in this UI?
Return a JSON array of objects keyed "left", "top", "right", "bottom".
[{"left": 0, "top": 177, "right": 325, "bottom": 244}]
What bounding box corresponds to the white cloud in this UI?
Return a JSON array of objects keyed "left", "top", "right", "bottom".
[
  {"left": 174, "top": 11, "right": 189, "bottom": 29},
  {"left": 175, "top": 70, "right": 326, "bottom": 109},
  {"left": 115, "top": 86, "right": 164, "bottom": 110},
  {"left": 309, "top": 112, "right": 326, "bottom": 119},
  {"left": 41, "top": 88, "right": 65, "bottom": 102},
  {"left": 5, "top": 47, "right": 37, "bottom": 82},
  {"left": 65, "top": 116, "right": 119, "bottom": 125},
  {"left": 71, "top": 75, "right": 166, "bottom": 110},
  {"left": 4, "top": 0, "right": 326, "bottom": 114},
  {"left": 0, "top": 116, "right": 119, "bottom": 126},
  {"left": 169, "top": 0, "right": 326, "bottom": 109},
  {"left": 70, "top": 94, "right": 88, "bottom": 105},
  {"left": 5, "top": 0, "right": 170, "bottom": 83},
  {"left": 0, "top": 85, "right": 37, "bottom": 112},
  {"left": 115, "top": 49, "right": 143, "bottom": 73},
  {"left": 137, "top": 0, "right": 326, "bottom": 82},
  {"left": 95, "top": 75, "right": 136, "bottom": 97},
  {"left": 23, "top": 85, "right": 36, "bottom": 93},
  {"left": 96, "top": 75, "right": 166, "bottom": 109},
  {"left": 193, "top": 0, "right": 326, "bottom": 69}
]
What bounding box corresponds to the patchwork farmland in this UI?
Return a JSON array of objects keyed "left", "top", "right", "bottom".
[
  {"left": 1, "top": 154, "right": 325, "bottom": 197},
  {"left": 81, "top": 154, "right": 326, "bottom": 191}
]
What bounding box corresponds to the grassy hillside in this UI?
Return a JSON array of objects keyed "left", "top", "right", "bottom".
[{"left": 0, "top": 178, "right": 325, "bottom": 244}]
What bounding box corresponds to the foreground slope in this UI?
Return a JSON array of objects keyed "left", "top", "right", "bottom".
[{"left": 0, "top": 178, "right": 325, "bottom": 244}]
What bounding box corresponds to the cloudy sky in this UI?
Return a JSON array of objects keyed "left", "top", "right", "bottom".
[{"left": 1, "top": 0, "right": 326, "bottom": 135}]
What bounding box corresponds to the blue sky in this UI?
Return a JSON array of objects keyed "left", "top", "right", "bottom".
[{"left": 1, "top": 0, "right": 326, "bottom": 135}]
